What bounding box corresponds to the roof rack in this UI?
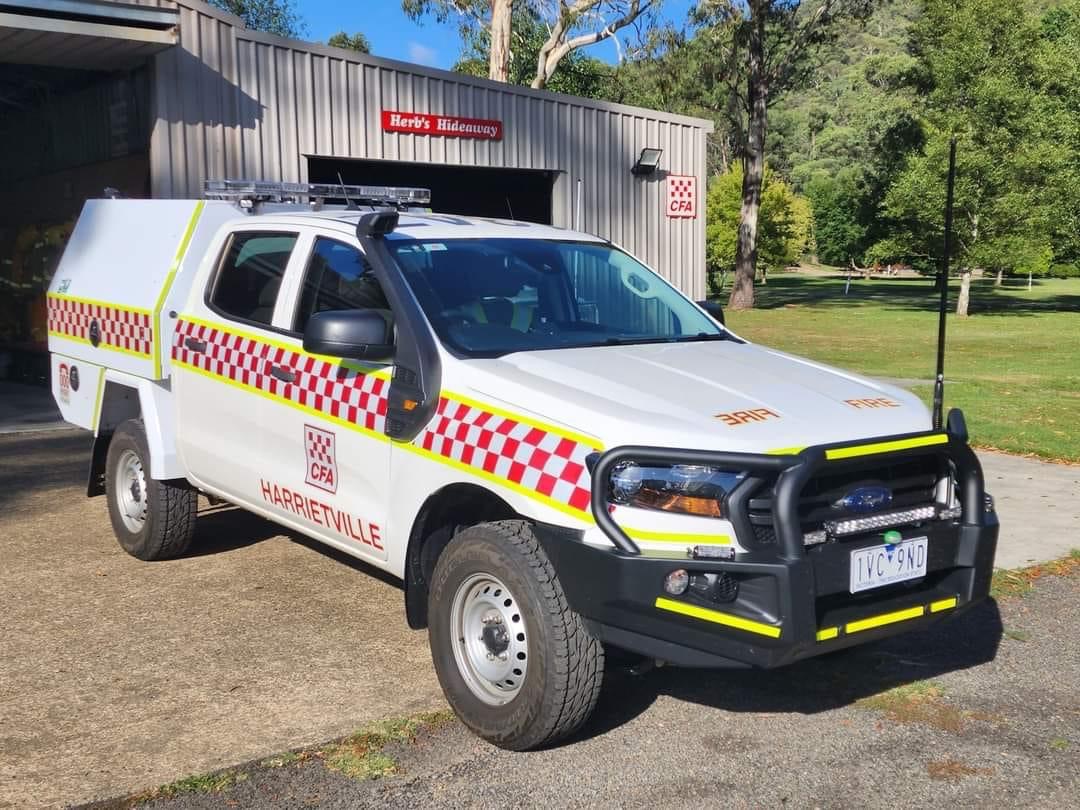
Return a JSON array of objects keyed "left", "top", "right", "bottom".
[{"left": 203, "top": 179, "right": 431, "bottom": 211}]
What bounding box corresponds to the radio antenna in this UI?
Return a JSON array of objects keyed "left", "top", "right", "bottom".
[
  {"left": 932, "top": 137, "right": 957, "bottom": 431},
  {"left": 337, "top": 172, "right": 357, "bottom": 210}
]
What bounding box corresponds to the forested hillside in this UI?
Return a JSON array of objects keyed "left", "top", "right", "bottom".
[{"left": 453, "top": 0, "right": 1080, "bottom": 287}]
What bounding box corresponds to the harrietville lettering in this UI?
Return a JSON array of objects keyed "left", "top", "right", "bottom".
[{"left": 259, "top": 479, "right": 383, "bottom": 550}]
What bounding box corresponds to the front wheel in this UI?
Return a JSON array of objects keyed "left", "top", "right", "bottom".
[
  {"left": 105, "top": 419, "right": 197, "bottom": 560},
  {"left": 428, "top": 520, "right": 604, "bottom": 750}
]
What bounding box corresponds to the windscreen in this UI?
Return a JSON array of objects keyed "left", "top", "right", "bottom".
[{"left": 388, "top": 238, "right": 723, "bottom": 357}]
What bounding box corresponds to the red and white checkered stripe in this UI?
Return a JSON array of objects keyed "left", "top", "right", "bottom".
[
  {"left": 417, "top": 398, "right": 596, "bottom": 513},
  {"left": 47, "top": 295, "right": 152, "bottom": 356},
  {"left": 172, "top": 318, "right": 598, "bottom": 515},
  {"left": 172, "top": 319, "right": 389, "bottom": 432}
]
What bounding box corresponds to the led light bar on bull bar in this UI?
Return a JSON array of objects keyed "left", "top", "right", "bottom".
[
  {"left": 825, "top": 505, "right": 938, "bottom": 537},
  {"left": 204, "top": 179, "right": 431, "bottom": 206}
]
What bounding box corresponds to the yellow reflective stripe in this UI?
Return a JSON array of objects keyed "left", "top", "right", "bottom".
[
  {"left": 91, "top": 367, "right": 106, "bottom": 433},
  {"left": 48, "top": 330, "right": 150, "bottom": 359},
  {"left": 845, "top": 605, "right": 925, "bottom": 634},
  {"left": 174, "top": 358, "right": 393, "bottom": 444},
  {"left": 624, "top": 528, "right": 731, "bottom": 545},
  {"left": 180, "top": 314, "right": 392, "bottom": 378},
  {"left": 178, "top": 318, "right": 599, "bottom": 448},
  {"left": 816, "top": 626, "right": 839, "bottom": 642},
  {"left": 930, "top": 596, "right": 958, "bottom": 613},
  {"left": 400, "top": 441, "right": 590, "bottom": 523},
  {"left": 439, "top": 389, "right": 601, "bottom": 449},
  {"left": 46, "top": 292, "right": 152, "bottom": 316},
  {"left": 173, "top": 356, "right": 593, "bottom": 523},
  {"left": 154, "top": 201, "right": 204, "bottom": 378},
  {"left": 767, "top": 446, "right": 804, "bottom": 456},
  {"left": 826, "top": 434, "right": 948, "bottom": 461},
  {"left": 654, "top": 596, "right": 782, "bottom": 638}
]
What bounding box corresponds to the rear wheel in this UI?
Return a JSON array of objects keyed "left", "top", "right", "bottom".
[
  {"left": 105, "top": 419, "right": 196, "bottom": 560},
  {"left": 428, "top": 520, "right": 604, "bottom": 750}
]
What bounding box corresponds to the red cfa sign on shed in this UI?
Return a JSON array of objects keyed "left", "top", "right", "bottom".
[
  {"left": 381, "top": 110, "right": 503, "bottom": 141},
  {"left": 666, "top": 175, "right": 697, "bottom": 218}
]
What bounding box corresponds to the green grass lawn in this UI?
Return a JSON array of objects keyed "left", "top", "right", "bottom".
[{"left": 722, "top": 273, "right": 1080, "bottom": 462}]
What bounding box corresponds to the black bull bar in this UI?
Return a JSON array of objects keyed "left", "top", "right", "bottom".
[
  {"left": 532, "top": 412, "right": 998, "bottom": 667},
  {"left": 589, "top": 420, "right": 989, "bottom": 558}
]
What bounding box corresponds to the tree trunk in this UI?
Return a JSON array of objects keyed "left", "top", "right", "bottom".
[
  {"left": 956, "top": 269, "right": 972, "bottom": 317},
  {"left": 489, "top": 0, "right": 512, "bottom": 82},
  {"left": 728, "top": 6, "right": 767, "bottom": 311},
  {"left": 994, "top": 269, "right": 1003, "bottom": 287}
]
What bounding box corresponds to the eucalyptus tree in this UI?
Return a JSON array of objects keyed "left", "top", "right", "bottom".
[{"left": 689, "top": 0, "right": 878, "bottom": 310}]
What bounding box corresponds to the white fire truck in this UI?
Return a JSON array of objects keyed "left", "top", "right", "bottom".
[{"left": 48, "top": 181, "right": 998, "bottom": 750}]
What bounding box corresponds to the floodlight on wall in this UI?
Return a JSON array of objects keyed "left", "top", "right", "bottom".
[{"left": 631, "top": 147, "right": 663, "bottom": 176}]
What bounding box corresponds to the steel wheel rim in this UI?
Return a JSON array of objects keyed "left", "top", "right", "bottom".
[
  {"left": 115, "top": 448, "right": 148, "bottom": 533},
  {"left": 450, "top": 572, "right": 529, "bottom": 706}
]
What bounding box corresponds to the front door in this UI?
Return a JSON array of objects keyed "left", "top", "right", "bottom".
[{"left": 255, "top": 233, "right": 393, "bottom": 564}]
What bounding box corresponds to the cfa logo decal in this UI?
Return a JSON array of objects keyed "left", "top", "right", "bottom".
[
  {"left": 666, "top": 175, "right": 697, "bottom": 218},
  {"left": 304, "top": 425, "right": 338, "bottom": 494},
  {"left": 58, "top": 363, "right": 71, "bottom": 404}
]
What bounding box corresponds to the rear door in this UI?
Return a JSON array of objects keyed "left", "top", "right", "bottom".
[
  {"left": 254, "top": 232, "right": 393, "bottom": 563},
  {"left": 173, "top": 227, "right": 304, "bottom": 498}
]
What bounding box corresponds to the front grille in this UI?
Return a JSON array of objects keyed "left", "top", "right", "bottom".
[{"left": 742, "top": 455, "right": 944, "bottom": 549}]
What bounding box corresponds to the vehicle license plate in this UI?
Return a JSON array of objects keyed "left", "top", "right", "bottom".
[{"left": 849, "top": 536, "right": 928, "bottom": 593}]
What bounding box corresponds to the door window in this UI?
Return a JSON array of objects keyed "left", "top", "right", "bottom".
[
  {"left": 293, "top": 237, "right": 389, "bottom": 332},
  {"left": 208, "top": 232, "right": 298, "bottom": 326}
]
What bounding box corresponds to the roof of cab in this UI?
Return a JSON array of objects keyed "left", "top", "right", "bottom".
[{"left": 238, "top": 209, "right": 607, "bottom": 244}]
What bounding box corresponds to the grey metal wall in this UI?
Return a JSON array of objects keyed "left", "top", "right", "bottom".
[{"left": 146, "top": 0, "right": 712, "bottom": 296}]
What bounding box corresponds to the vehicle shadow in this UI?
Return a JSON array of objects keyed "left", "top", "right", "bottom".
[
  {"left": 0, "top": 429, "right": 91, "bottom": 509},
  {"left": 576, "top": 599, "right": 1003, "bottom": 744},
  {"left": 184, "top": 502, "right": 281, "bottom": 556},
  {"left": 186, "top": 502, "right": 403, "bottom": 590}
]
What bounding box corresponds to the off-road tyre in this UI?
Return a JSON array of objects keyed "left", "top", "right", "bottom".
[
  {"left": 428, "top": 519, "right": 604, "bottom": 750},
  {"left": 105, "top": 419, "right": 196, "bottom": 561}
]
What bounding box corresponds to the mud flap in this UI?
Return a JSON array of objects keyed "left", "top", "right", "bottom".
[{"left": 86, "top": 431, "right": 110, "bottom": 497}]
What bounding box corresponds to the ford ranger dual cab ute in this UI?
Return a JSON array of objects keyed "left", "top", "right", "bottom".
[{"left": 47, "top": 181, "right": 998, "bottom": 750}]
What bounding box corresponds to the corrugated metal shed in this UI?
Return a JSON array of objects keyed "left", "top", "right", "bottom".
[
  {"left": 0, "top": 0, "right": 177, "bottom": 70},
  {"left": 149, "top": 0, "right": 713, "bottom": 296}
]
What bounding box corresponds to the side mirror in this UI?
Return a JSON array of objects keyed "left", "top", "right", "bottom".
[
  {"left": 303, "top": 309, "right": 395, "bottom": 362},
  {"left": 696, "top": 299, "right": 725, "bottom": 325}
]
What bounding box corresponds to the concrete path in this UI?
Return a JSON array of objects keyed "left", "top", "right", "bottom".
[
  {"left": 977, "top": 450, "right": 1080, "bottom": 569},
  {"left": 0, "top": 382, "right": 65, "bottom": 434}
]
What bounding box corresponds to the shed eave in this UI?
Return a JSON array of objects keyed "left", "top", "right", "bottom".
[{"left": 0, "top": 10, "right": 175, "bottom": 69}]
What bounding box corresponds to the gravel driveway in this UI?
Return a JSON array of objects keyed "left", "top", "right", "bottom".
[
  {"left": 112, "top": 572, "right": 1079, "bottom": 809},
  {"left": 2, "top": 429, "right": 1077, "bottom": 809},
  {"left": 0, "top": 431, "right": 444, "bottom": 810}
]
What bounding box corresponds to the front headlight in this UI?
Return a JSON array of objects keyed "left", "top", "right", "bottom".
[{"left": 609, "top": 462, "right": 746, "bottom": 518}]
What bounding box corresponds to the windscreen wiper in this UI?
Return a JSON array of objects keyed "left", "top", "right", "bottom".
[{"left": 673, "top": 331, "right": 743, "bottom": 344}]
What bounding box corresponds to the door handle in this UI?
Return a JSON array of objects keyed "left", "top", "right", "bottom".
[
  {"left": 270, "top": 365, "right": 296, "bottom": 383},
  {"left": 184, "top": 337, "right": 207, "bottom": 353}
]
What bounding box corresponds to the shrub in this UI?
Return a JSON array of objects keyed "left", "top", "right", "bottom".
[{"left": 1048, "top": 262, "right": 1080, "bottom": 278}]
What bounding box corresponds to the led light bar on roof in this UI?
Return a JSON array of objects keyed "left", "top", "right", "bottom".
[{"left": 204, "top": 179, "right": 431, "bottom": 206}]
